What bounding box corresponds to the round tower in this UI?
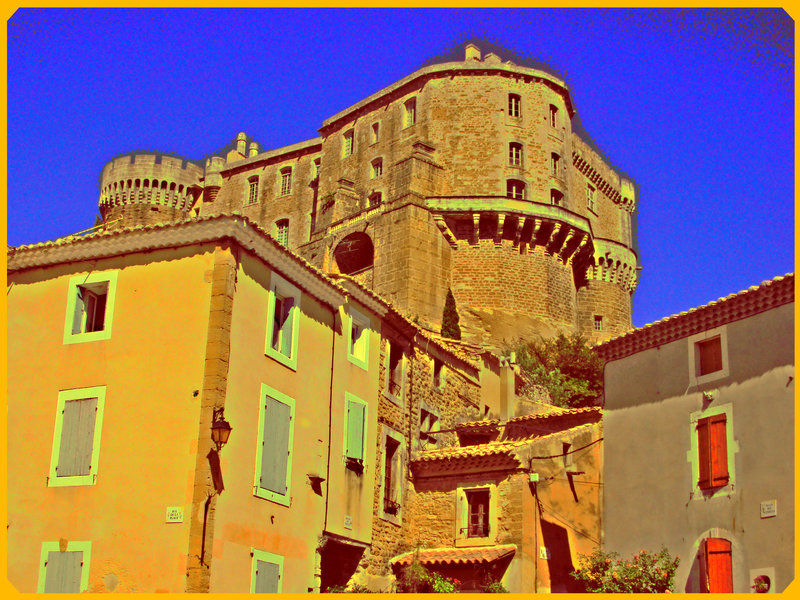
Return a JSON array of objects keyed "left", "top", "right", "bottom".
[{"left": 98, "top": 152, "right": 204, "bottom": 230}]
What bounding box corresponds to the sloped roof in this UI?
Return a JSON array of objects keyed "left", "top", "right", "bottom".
[
  {"left": 595, "top": 273, "right": 794, "bottom": 362},
  {"left": 506, "top": 406, "right": 601, "bottom": 424},
  {"left": 390, "top": 544, "right": 517, "bottom": 567},
  {"left": 413, "top": 440, "right": 527, "bottom": 463}
]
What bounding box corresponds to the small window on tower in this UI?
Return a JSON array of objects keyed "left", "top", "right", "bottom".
[
  {"left": 508, "top": 94, "right": 521, "bottom": 118},
  {"left": 403, "top": 98, "right": 417, "bottom": 127},
  {"left": 587, "top": 184, "right": 596, "bottom": 212},
  {"left": 370, "top": 123, "right": 380, "bottom": 144},
  {"left": 594, "top": 315, "right": 603, "bottom": 331},
  {"left": 549, "top": 104, "right": 559, "bottom": 128},
  {"left": 550, "top": 189, "right": 564, "bottom": 206},
  {"left": 509, "top": 142, "right": 523, "bottom": 166},
  {"left": 369, "top": 192, "right": 383, "bottom": 208},
  {"left": 551, "top": 153, "right": 561, "bottom": 177},
  {"left": 274, "top": 219, "right": 289, "bottom": 247},
  {"left": 342, "top": 130, "right": 354, "bottom": 158},
  {"left": 506, "top": 179, "right": 526, "bottom": 200},
  {"left": 370, "top": 158, "right": 383, "bottom": 178}
]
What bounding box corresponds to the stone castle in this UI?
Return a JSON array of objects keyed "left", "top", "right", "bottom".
[{"left": 97, "top": 42, "right": 639, "bottom": 346}]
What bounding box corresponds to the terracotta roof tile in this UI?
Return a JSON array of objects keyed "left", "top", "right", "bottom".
[
  {"left": 456, "top": 419, "right": 501, "bottom": 429},
  {"left": 414, "top": 440, "right": 527, "bottom": 463},
  {"left": 391, "top": 544, "right": 517, "bottom": 567},
  {"left": 506, "top": 406, "right": 601, "bottom": 424},
  {"left": 595, "top": 273, "right": 794, "bottom": 363}
]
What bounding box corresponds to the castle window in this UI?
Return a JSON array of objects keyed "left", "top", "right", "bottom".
[
  {"left": 509, "top": 142, "right": 523, "bottom": 166},
  {"left": 274, "top": 219, "right": 289, "bottom": 246},
  {"left": 370, "top": 123, "right": 380, "bottom": 144},
  {"left": 551, "top": 153, "right": 561, "bottom": 177},
  {"left": 279, "top": 167, "right": 292, "bottom": 196},
  {"left": 549, "top": 104, "right": 559, "bottom": 128},
  {"left": 247, "top": 176, "right": 259, "bottom": 205},
  {"left": 506, "top": 179, "right": 526, "bottom": 200},
  {"left": 587, "top": 184, "right": 596, "bottom": 212},
  {"left": 508, "top": 94, "right": 521, "bottom": 118},
  {"left": 342, "top": 130, "right": 354, "bottom": 158},
  {"left": 370, "top": 158, "right": 383, "bottom": 179},
  {"left": 594, "top": 315, "right": 603, "bottom": 331},
  {"left": 369, "top": 192, "right": 382, "bottom": 208},
  {"left": 550, "top": 189, "right": 563, "bottom": 206},
  {"left": 403, "top": 98, "right": 417, "bottom": 127}
]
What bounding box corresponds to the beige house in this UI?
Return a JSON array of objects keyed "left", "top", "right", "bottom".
[{"left": 596, "top": 274, "right": 794, "bottom": 593}]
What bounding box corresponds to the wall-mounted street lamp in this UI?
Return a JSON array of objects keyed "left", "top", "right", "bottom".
[{"left": 211, "top": 408, "right": 232, "bottom": 452}]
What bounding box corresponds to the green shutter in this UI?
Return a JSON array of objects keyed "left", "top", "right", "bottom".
[
  {"left": 346, "top": 401, "right": 365, "bottom": 461},
  {"left": 44, "top": 550, "right": 82, "bottom": 593},
  {"left": 254, "top": 559, "right": 280, "bottom": 593},
  {"left": 260, "top": 396, "right": 291, "bottom": 494},
  {"left": 57, "top": 398, "right": 98, "bottom": 477},
  {"left": 72, "top": 289, "right": 85, "bottom": 334}
]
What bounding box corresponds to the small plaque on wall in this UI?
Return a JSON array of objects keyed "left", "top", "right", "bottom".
[
  {"left": 166, "top": 506, "right": 184, "bottom": 523},
  {"left": 760, "top": 500, "right": 777, "bottom": 519},
  {"left": 344, "top": 515, "right": 353, "bottom": 530}
]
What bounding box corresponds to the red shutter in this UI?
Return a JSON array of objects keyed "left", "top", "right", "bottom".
[
  {"left": 697, "top": 418, "right": 711, "bottom": 489},
  {"left": 709, "top": 415, "right": 729, "bottom": 487},
  {"left": 704, "top": 538, "right": 733, "bottom": 593}
]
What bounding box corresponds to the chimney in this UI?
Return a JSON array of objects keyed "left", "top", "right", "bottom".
[
  {"left": 483, "top": 52, "right": 501, "bottom": 64},
  {"left": 248, "top": 141, "right": 259, "bottom": 158},
  {"left": 236, "top": 132, "right": 247, "bottom": 156},
  {"left": 465, "top": 43, "right": 481, "bottom": 62}
]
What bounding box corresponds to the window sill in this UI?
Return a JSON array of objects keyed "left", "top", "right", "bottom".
[
  {"left": 382, "top": 388, "right": 404, "bottom": 407},
  {"left": 347, "top": 353, "right": 369, "bottom": 371},
  {"left": 265, "top": 347, "right": 298, "bottom": 371},
  {"left": 63, "top": 330, "right": 112, "bottom": 345},
  {"left": 254, "top": 488, "right": 292, "bottom": 507}
]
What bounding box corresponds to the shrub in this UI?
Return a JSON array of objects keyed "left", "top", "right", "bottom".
[
  {"left": 441, "top": 288, "right": 462, "bottom": 341},
  {"left": 396, "top": 559, "right": 460, "bottom": 593},
  {"left": 571, "top": 547, "right": 680, "bottom": 593}
]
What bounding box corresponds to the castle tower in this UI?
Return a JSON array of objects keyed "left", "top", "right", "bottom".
[{"left": 95, "top": 44, "right": 639, "bottom": 347}]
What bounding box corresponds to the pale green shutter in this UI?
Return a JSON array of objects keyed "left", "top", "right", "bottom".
[
  {"left": 254, "top": 559, "right": 280, "bottom": 593},
  {"left": 71, "top": 288, "right": 85, "bottom": 334},
  {"left": 57, "top": 398, "right": 98, "bottom": 477},
  {"left": 346, "top": 401, "right": 365, "bottom": 460},
  {"left": 44, "top": 550, "right": 82, "bottom": 593},
  {"left": 260, "top": 396, "right": 291, "bottom": 494},
  {"left": 271, "top": 296, "right": 283, "bottom": 351},
  {"left": 279, "top": 297, "right": 294, "bottom": 356}
]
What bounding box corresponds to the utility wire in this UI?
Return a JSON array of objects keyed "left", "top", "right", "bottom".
[{"left": 529, "top": 436, "right": 603, "bottom": 459}]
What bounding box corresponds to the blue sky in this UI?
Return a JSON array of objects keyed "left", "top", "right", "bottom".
[{"left": 7, "top": 8, "right": 794, "bottom": 328}]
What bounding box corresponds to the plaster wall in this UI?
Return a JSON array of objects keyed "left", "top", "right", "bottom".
[
  {"left": 7, "top": 248, "right": 215, "bottom": 592},
  {"left": 603, "top": 303, "right": 794, "bottom": 592}
]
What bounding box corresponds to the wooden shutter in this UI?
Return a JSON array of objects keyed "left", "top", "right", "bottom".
[
  {"left": 254, "top": 559, "right": 280, "bottom": 593},
  {"left": 57, "top": 398, "right": 98, "bottom": 477},
  {"left": 44, "top": 550, "right": 82, "bottom": 593},
  {"left": 709, "top": 415, "right": 729, "bottom": 486},
  {"left": 271, "top": 296, "right": 283, "bottom": 351},
  {"left": 704, "top": 538, "right": 733, "bottom": 593},
  {"left": 260, "top": 396, "right": 291, "bottom": 494},
  {"left": 279, "top": 297, "right": 294, "bottom": 356},
  {"left": 72, "top": 289, "right": 86, "bottom": 334},
  {"left": 697, "top": 417, "right": 711, "bottom": 489},
  {"left": 346, "top": 401, "right": 365, "bottom": 460}
]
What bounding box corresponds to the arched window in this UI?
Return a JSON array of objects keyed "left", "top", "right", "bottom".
[
  {"left": 550, "top": 153, "right": 561, "bottom": 177},
  {"left": 274, "top": 219, "right": 289, "bottom": 246},
  {"left": 506, "top": 180, "right": 525, "bottom": 200},
  {"left": 508, "top": 93, "right": 521, "bottom": 118},
  {"left": 509, "top": 142, "right": 523, "bottom": 166},
  {"left": 550, "top": 189, "right": 563, "bottom": 206},
  {"left": 370, "top": 158, "right": 383, "bottom": 179},
  {"left": 549, "top": 104, "right": 559, "bottom": 128},
  {"left": 403, "top": 97, "right": 417, "bottom": 127},
  {"left": 333, "top": 232, "right": 374, "bottom": 274}
]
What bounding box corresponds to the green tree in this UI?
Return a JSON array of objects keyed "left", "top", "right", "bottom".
[
  {"left": 441, "top": 288, "right": 461, "bottom": 340},
  {"left": 571, "top": 547, "right": 680, "bottom": 593},
  {"left": 510, "top": 333, "right": 604, "bottom": 408}
]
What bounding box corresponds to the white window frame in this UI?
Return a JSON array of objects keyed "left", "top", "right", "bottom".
[
  {"left": 48, "top": 385, "right": 106, "bottom": 487},
  {"left": 382, "top": 339, "right": 406, "bottom": 406},
  {"left": 247, "top": 176, "right": 260, "bottom": 205},
  {"left": 379, "top": 425, "right": 405, "bottom": 524},
  {"left": 455, "top": 483, "right": 498, "bottom": 547},
  {"left": 250, "top": 548, "right": 284, "bottom": 593},
  {"left": 63, "top": 271, "right": 119, "bottom": 345},
  {"left": 593, "top": 315, "right": 603, "bottom": 331},
  {"left": 509, "top": 142, "right": 523, "bottom": 167},
  {"left": 346, "top": 307, "right": 370, "bottom": 370},
  {"left": 254, "top": 384, "right": 296, "bottom": 507},
  {"left": 686, "top": 402, "right": 739, "bottom": 500},
  {"left": 279, "top": 167, "right": 292, "bottom": 196},
  {"left": 688, "top": 325, "right": 730, "bottom": 387},
  {"left": 37, "top": 540, "right": 92, "bottom": 593},
  {"left": 342, "top": 130, "right": 354, "bottom": 158},
  {"left": 274, "top": 219, "right": 290, "bottom": 247},
  {"left": 508, "top": 94, "right": 521, "bottom": 118},
  {"left": 265, "top": 272, "right": 301, "bottom": 371},
  {"left": 343, "top": 392, "right": 369, "bottom": 464}
]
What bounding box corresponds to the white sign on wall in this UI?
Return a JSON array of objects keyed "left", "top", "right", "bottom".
[
  {"left": 344, "top": 515, "right": 353, "bottom": 530},
  {"left": 165, "top": 506, "right": 184, "bottom": 523},
  {"left": 760, "top": 500, "right": 777, "bottom": 519}
]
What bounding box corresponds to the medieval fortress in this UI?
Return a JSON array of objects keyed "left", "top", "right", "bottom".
[{"left": 97, "top": 43, "right": 639, "bottom": 346}]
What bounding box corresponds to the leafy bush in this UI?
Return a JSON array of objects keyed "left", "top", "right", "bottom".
[
  {"left": 482, "top": 580, "right": 509, "bottom": 593},
  {"left": 571, "top": 547, "right": 680, "bottom": 593},
  {"left": 396, "top": 560, "right": 460, "bottom": 593},
  {"left": 325, "top": 583, "right": 379, "bottom": 593},
  {"left": 510, "top": 333, "right": 604, "bottom": 408}
]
